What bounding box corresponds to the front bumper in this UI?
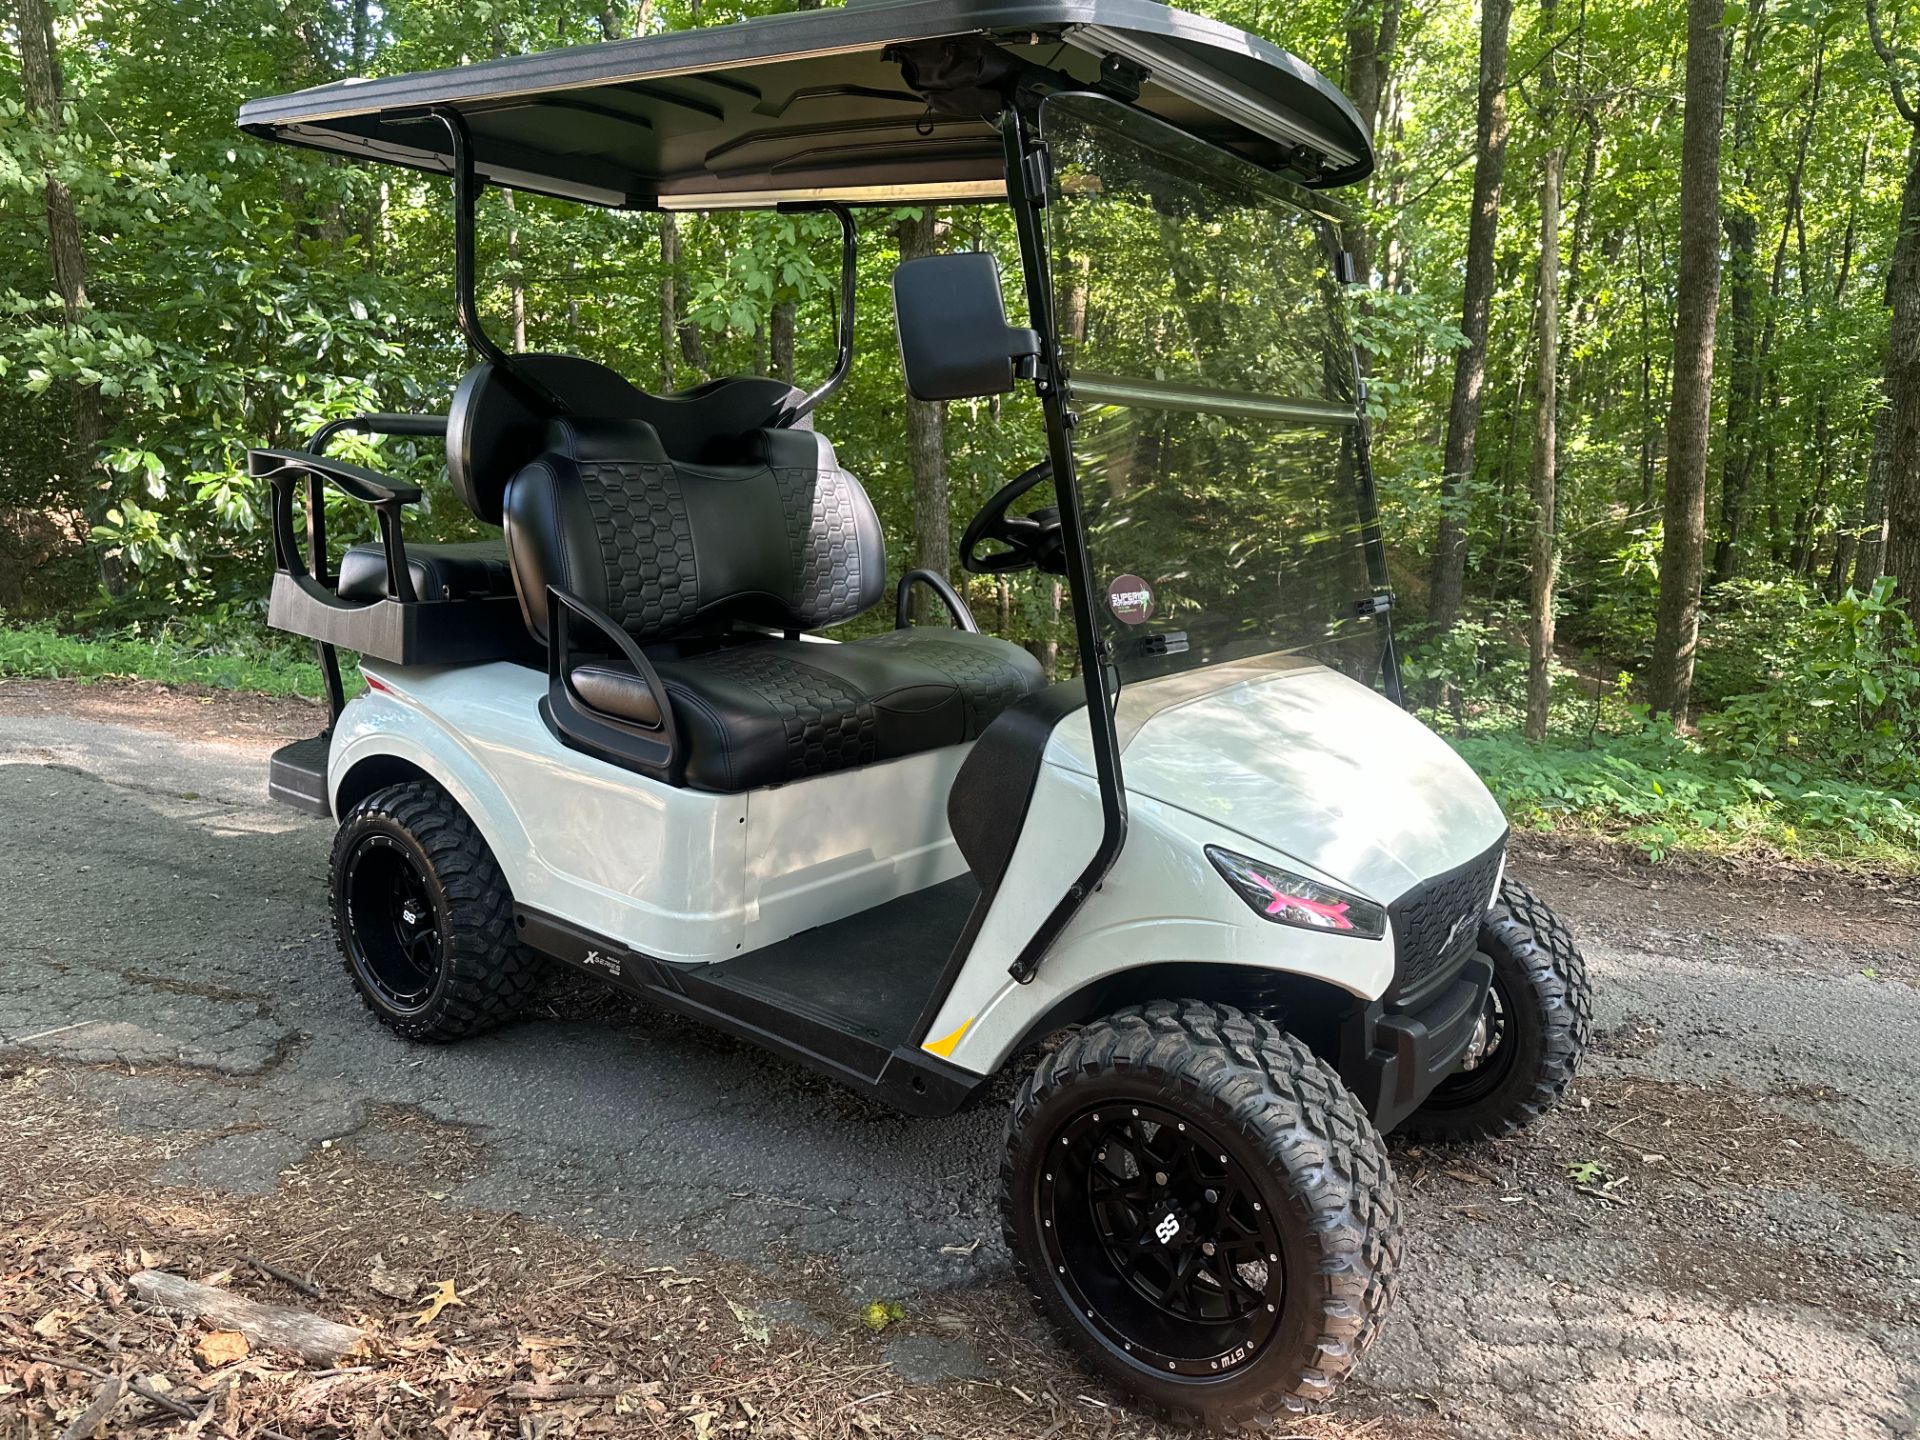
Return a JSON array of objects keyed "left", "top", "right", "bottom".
[{"left": 1338, "top": 952, "right": 1494, "bottom": 1133}]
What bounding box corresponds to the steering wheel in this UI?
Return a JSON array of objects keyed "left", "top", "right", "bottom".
[{"left": 961, "top": 460, "right": 1064, "bottom": 575}]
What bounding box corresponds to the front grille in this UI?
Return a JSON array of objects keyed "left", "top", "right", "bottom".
[{"left": 1387, "top": 837, "right": 1507, "bottom": 1003}]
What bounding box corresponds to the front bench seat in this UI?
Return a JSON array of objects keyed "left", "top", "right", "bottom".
[{"left": 503, "top": 415, "right": 1044, "bottom": 791}]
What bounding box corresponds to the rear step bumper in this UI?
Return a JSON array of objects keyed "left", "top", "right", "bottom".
[{"left": 269, "top": 734, "right": 332, "bottom": 817}]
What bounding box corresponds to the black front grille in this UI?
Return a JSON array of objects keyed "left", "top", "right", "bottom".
[{"left": 1387, "top": 837, "right": 1507, "bottom": 1003}]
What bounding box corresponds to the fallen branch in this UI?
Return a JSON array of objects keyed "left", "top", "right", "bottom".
[
  {"left": 243, "top": 1255, "right": 322, "bottom": 1300},
  {"left": 128, "top": 1270, "right": 366, "bottom": 1366},
  {"left": 504, "top": 1381, "right": 631, "bottom": 1400},
  {"left": 56, "top": 1374, "right": 122, "bottom": 1440}
]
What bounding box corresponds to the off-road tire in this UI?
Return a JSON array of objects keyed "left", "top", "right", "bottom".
[
  {"left": 330, "top": 781, "right": 540, "bottom": 1042},
  {"left": 1405, "top": 877, "right": 1593, "bottom": 1143},
  {"left": 1000, "top": 1000, "right": 1401, "bottom": 1430}
]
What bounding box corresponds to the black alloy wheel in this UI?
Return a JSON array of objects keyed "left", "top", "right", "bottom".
[
  {"left": 329, "top": 781, "right": 541, "bottom": 1042},
  {"left": 1002, "top": 1001, "right": 1401, "bottom": 1428},
  {"left": 341, "top": 832, "right": 445, "bottom": 1013},
  {"left": 1039, "top": 1101, "right": 1285, "bottom": 1377}
]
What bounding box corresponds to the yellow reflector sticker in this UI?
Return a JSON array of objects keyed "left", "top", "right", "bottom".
[{"left": 924, "top": 1017, "right": 973, "bottom": 1058}]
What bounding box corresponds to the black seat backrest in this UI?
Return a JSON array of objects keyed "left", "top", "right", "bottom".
[
  {"left": 446, "top": 355, "right": 806, "bottom": 526},
  {"left": 502, "top": 414, "right": 885, "bottom": 645}
]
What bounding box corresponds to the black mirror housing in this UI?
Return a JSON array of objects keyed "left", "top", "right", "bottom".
[{"left": 892, "top": 252, "right": 1041, "bottom": 402}]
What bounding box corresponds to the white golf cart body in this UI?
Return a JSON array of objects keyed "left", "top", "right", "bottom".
[{"left": 330, "top": 655, "right": 1503, "bottom": 1079}]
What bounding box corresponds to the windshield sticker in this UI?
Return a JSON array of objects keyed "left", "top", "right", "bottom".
[{"left": 1107, "top": 575, "right": 1155, "bottom": 625}]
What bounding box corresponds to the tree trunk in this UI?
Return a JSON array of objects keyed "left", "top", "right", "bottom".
[
  {"left": 770, "top": 301, "right": 795, "bottom": 382},
  {"left": 657, "top": 215, "right": 677, "bottom": 391},
  {"left": 1342, "top": 0, "right": 1403, "bottom": 286},
  {"left": 1648, "top": 0, "right": 1727, "bottom": 721},
  {"left": 504, "top": 190, "right": 527, "bottom": 352},
  {"left": 1710, "top": 0, "right": 1769, "bottom": 585},
  {"left": 1873, "top": 123, "right": 1920, "bottom": 590},
  {"left": 1426, "top": 0, "right": 1513, "bottom": 635},
  {"left": 659, "top": 213, "right": 707, "bottom": 378},
  {"left": 12, "top": 0, "right": 119, "bottom": 592},
  {"left": 1526, "top": 0, "right": 1564, "bottom": 744},
  {"left": 895, "top": 208, "right": 949, "bottom": 621}
]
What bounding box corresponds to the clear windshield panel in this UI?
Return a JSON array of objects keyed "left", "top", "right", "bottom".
[{"left": 1041, "top": 92, "right": 1382, "bottom": 689}]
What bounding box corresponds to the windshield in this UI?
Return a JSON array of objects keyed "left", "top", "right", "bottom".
[{"left": 1040, "top": 92, "right": 1386, "bottom": 691}]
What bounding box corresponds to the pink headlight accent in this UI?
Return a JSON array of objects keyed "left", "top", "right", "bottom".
[{"left": 1250, "top": 873, "right": 1354, "bottom": 930}]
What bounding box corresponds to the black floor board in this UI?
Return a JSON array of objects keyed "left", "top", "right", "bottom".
[{"left": 706, "top": 874, "right": 979, "bottom": 1043}]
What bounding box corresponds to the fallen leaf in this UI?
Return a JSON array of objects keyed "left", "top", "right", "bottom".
[
  {"left": 413, "top": 1279, "right": 467, "bottom": 1328},
  {"left": 726, "top": 1301, "right": 769, "bottom": 1345},
  {"left": 196, "top": 1330, "right": 251, "bottom": 1367}
]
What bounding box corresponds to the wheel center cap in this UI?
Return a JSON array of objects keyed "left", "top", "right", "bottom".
[
  {"left": 401, "top": 901, "right": 425, "bottom": 927},
  {"left": 1150, "top": 1209, "right": 1183, "bottom": 1246}
]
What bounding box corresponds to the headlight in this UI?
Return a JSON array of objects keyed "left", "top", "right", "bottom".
[{"left": 1205, "top": 846, "right": 1387, "bottom": 939}]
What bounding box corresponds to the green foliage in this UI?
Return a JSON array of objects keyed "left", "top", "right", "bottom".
[
  {"left": 0, "top": 619, "right": 346, "bottom": 699},
  {"left": 1433, "top": 579, "right": 1920, "bottom": 867}
]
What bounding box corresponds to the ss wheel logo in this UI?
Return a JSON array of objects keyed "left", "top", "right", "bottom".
[{"left": 1154, "top": 1212, "right": 1181, "bottom": 1244}]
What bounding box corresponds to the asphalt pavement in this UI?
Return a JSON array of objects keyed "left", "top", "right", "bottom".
[{"left": 2, "top": 692, "right": 1916, "bottom": 1439}]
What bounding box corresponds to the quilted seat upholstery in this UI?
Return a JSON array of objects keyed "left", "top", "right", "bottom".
[{"left": 504, "top": 412, "right": 1046, "bottom": 791}]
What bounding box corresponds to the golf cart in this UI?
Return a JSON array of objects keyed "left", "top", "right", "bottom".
[{"left": 240, "top": 0, "right": 1592, "bottom": 1424}]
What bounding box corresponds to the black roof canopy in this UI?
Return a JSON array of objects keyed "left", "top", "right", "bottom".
[{"left": 236, "top": 0, "right": 1371, "bottom": 208}]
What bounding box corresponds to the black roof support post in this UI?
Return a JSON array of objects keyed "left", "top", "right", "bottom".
[
  {"left": 428, "top": 107, "right": 571, "bottom": 415},
  {"left": 1000, "top": 97, "right": 1129, "bottom": 986}
]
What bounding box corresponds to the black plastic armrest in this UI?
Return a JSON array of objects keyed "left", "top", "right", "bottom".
[
  {"left": 251, "top": 448, "right": 423, "bottom": 602},
  {"left": 894, "top": 569, "right": 980, "bottom": 632},
  {"left": 308, "top": 413, "right": 450, "bottom": 455},
  {"left": 547, "top": 586, "right": 680, "bottom": 775},
  {"left": 250, "top": 448, "right": 423, "bottom": 506}
]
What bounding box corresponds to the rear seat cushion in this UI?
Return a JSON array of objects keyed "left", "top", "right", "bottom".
[
  {"left": 336, "top": 538, "right": 515, "bottom": 603},
  {"left": 573, "top": 629, "right": 1045, "bottom": 792}
]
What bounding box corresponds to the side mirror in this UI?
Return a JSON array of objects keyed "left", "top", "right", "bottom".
[{"left": 892, "top": 252, "right": 1041, "bottom": 402}]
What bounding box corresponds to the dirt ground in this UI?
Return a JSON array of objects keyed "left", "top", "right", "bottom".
[{"left": 1, "top": 678, "right": 1917, "bottom": 1439}]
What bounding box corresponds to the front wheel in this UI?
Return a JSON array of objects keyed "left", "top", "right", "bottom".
[
  {"left": 1405, "top": 877, "right": 1593, "bottom": 1143},
  {"left": 1000, "top": 1001, "right": 1401, "bottom": 1428}
]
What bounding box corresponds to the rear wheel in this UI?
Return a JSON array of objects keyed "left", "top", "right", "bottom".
[
  {"left": 1405, "top": 878, "right": 1592, "bottom": 1142},
  {"left": 1001, "top": 1001, "right": 1400, "bottom": 1428},
  {"left": 330, "top": 781, "right": 540, "bottom": 1042}
]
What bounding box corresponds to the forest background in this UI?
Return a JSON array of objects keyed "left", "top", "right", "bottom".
[{"left": 4, "top": 0, "right": 1920, "bottom": 867}]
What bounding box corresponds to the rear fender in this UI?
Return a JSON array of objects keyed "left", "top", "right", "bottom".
[{"left": 328, "top": 687, "right": 537, "bottom": 897}]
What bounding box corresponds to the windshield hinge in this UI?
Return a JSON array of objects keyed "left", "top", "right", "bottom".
[
  {"left": 1022, "top": 146, "right": 1051, "bottom": 206},
  {"left": 1136, "top": 630, "right": 1189, "bottom": 658},
  {"left": 1354, "top": 593, "right": 1396, "bottom": 617}
]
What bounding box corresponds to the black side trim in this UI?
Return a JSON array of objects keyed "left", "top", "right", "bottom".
[
  {"left": 269, "top": 734, "right": 332, "bottom": 817},
  {"left": 907, "top": 679, "right": 1088, "bottom": 1045},
  {"left": 516, "top": 906, "right": 987, "bottom": 1117}
]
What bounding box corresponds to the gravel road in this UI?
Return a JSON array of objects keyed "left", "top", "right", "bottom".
[{"left": 2, "top": 678, "right": 1916, "bottom": 1439}]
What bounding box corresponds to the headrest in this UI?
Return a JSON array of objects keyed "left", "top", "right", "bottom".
[
  {"left": 543, "top": 415, "right": 670, "bottom": 465},
  {"left": 448, "top": 355, "right": 812, "bottom": 526}
]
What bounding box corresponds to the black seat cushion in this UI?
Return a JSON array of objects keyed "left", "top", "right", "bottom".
[
  {"left": 337, "top": 538, "right": 515, "bottom": 603},
  {"left": 572, "top": 630, "right": 1045, "bottom": 792}
]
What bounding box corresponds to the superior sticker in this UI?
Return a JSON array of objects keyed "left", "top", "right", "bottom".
[{"left": 1106, "top": 574, "right": 1156, "bottom": 625}]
